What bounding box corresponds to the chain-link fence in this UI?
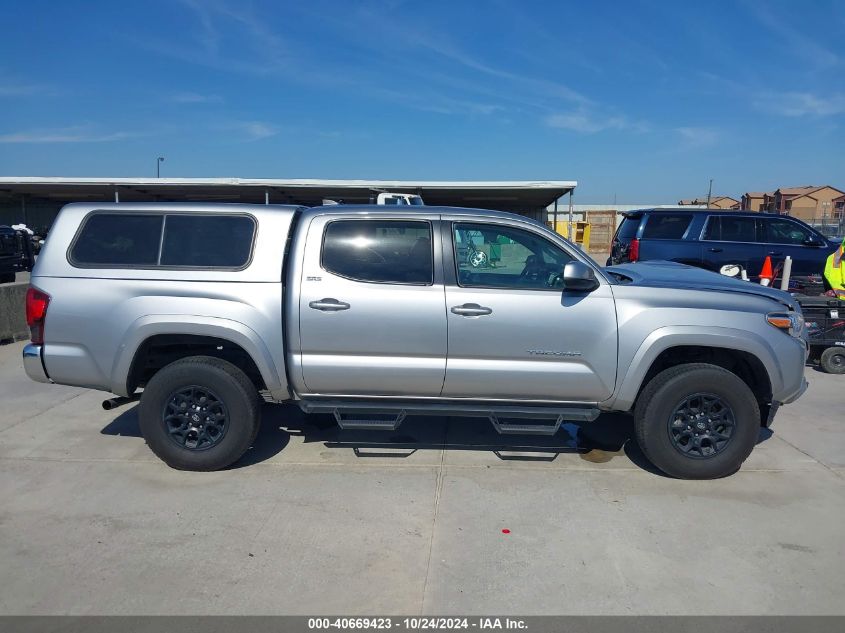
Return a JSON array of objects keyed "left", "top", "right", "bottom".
[{"left": 805, "top": 217, "right": 845, "bottom": 240}]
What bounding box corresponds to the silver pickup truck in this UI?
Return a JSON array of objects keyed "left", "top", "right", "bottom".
[{"left": 23, "top": 203, "right": 808, "bottom": 478}]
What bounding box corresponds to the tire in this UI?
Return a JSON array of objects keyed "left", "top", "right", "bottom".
[
  {"left": 820, "top": 347, "right": 845, "bottom": 374},
  {"left": 0, "top": 273, "right": 15, "bottom": 283},
  {"left": 634, "top": 363, "right": 760, "bottom": 479},
  {"left": 138, "top": 356, "right": 261, "bottom": 471}
]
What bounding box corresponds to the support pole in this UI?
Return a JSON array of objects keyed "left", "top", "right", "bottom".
[
  {"left": 780, "top": 256, "right": 793, "bottom": 291},
  {"left": 114, "top": 190, "right": 119, "bottom": 203},
  {"left": 568, "top": 190, "right": 574, "bottom": 242},
  {"left": 553, "top": 197, "right": 559, "bottom": 233},
  {"left": 265, "top": 190, "right": 269, "bottom": 205}
]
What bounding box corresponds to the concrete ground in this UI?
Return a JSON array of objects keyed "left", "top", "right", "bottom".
[{"left": 0, "top": 340, "right": 842, "bottom": 615}]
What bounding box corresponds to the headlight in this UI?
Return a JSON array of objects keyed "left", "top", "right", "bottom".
[{"left": 767, "top": 312, "right": 804, "bottom": 338}]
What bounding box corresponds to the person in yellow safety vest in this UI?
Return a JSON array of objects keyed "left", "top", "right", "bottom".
[{"left": 823, "top": 237, "right": 845, "bottom": 298}]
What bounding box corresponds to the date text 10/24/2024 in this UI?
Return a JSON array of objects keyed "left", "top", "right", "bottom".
[{"left": 308, "top": 618, "right": 528, "bottom": 630}]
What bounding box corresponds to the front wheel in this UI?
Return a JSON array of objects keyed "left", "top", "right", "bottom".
[
  {"left": 634, "top": 363, "right": 760, "bottom": 479},
  {"left": 138, "top": 356, "right": 261, "bottom": 471}
]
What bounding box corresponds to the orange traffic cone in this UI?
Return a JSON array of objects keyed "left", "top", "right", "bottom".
[{"left": 759, "top": 256, "right": 773, "bottom": 286}]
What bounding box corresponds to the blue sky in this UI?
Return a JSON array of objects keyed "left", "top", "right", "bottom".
[{"left": 1, "top": 0, "right": 843, "bottom": 202}]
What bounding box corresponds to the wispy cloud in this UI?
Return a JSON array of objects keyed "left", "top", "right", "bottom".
[
  {"left": 674, "top": 126, "right": 719, "bottom": 148},
  {"left": 137, "top": 0, "right": 290, "bottom": 76},
  {"left": 0, "top": 81, "right": 56, "bottom": 97},
  {"left": 0, "top": 126, "right": 138, "bottom": 143},
  {"left": 143, "top": 1, "right": 590, "bottom": 116},
  {"left": 226, "top": 120, "right": 279, "bottom": 141},
  {"left": 168, "top": 91, "right": 223, "bottom": 104},
  {"left": 403, "top": 33, "right": 590, "bottom": 107},
  {"left": 138, "top": 0, "right": 655, "bottom": 137},
  {"left": 545, "top": 109, "right": 649, "bottom": 134},
  {"left": 756, "top": 92, "right": 845, "bottom": 117},
  {"left": 742, "top": 1, "right": 840, "bottom": 69}
]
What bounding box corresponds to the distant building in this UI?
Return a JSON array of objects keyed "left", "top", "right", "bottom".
[
  {"left": 740, "top": 192, "right": 770, "bottom": 211},
  {"left": 832, "top": 193, "right": 845, "bottom": 219},
  {"left": 678, "top": 196, "right": 739, "bottom": 209},
  {"left": 761, "top": 186, "right": 845, "bottom": 219}
]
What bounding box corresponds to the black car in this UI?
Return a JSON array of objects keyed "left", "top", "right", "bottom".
[
  {"left": 0, "top": 225, "right": 35, "bottom": 283},
  {"left": 608, "top": 208, "right": 838, "bottom": 279}
]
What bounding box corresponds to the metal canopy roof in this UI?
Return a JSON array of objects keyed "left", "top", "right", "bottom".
[{"left": 0, "top": 177, "right": 576, "bottom": 214}]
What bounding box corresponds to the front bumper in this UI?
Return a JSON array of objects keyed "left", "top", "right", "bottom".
[
  {"left": 782, "top": 376, "right": 809, "bottom": 405},
  {"left": 23, "top": 344, "right": 50, "bottom": 384}
]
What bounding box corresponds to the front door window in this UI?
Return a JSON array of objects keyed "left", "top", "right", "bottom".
[{"left": 453, "top": 223, "right": 571, "bottom": 290}]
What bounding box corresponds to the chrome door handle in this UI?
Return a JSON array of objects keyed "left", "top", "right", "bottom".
[
  {"left": 768, "top": 251, "right": 783, "bottom": 256},
  {"left": 309, "top": 298, "right": 350, "bottom": 311},
  {"left": 451, "top": 303, "right": 493, "bottom": 316},
  {"left": 708, "top": 247, "right": 723, "bottom": 253}
]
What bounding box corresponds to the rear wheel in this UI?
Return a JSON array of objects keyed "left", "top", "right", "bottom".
[
  {"left": 138, "top": 356, "right": 261, "bottom": 471},
  {"left": 634, "top": 363, "right": 760, "bottom": 479},
  {"left": 820, "top": 347, "right": 845, "bottom": 374},
  {"left": 0, "top": 273, "right": 15, "bottom": 283}
]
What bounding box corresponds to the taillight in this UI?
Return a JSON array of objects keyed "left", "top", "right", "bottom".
[
  {"left": 628, "top": 238, "right": 640, "bottom": 262},
  {"left": 25, "top": 287, "right": 50, "bottom": 345}
]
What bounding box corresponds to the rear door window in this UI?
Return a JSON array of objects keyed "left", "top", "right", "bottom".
[
  {"left": 321, "top": 219, "right": 433, "bottom": 284},
  {"left": 70, "top": 214, "right": 163, "bottom": 266},
  {"left": 710, "top": 216, "right": 758, "bottom": 242},
  {"left": 641, "top": 213, "right": 692, "bottom": 239},
  {"left": 703, "top": 216, "right": 761, "bottom": 242},
  {"left": 702, "top": 217, "right": 720, "bottom": 240}
]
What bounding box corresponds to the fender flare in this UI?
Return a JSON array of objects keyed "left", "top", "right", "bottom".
[
  {"left": 109, "top": 314, "right": 288, "bottom": 400},
  {"left": 605, "top": 325, "right": 782, "bottom": 411}
]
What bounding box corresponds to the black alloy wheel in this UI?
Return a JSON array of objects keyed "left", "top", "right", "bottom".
[{"left": 667, "top": 393, "right": 736, "bottom": 459}]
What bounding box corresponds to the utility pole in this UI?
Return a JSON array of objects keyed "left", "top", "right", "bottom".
[
  {"left": 706, "top": 179, "right": 713, "bottom": 208},
  {"left": 157, "top": 156, "right": 165, "bottom": 178}
]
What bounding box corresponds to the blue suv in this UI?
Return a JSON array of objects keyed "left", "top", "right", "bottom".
[{"left": 609, "top": 208, "right": 838, "bottom": 279}]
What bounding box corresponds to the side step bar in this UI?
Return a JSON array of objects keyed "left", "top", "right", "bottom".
[
  {"left": 297, "top": 400, "right": 600, "bottom": 436},
  {"left": 333, "top": 410, "right": 407, "bottom": 431}
]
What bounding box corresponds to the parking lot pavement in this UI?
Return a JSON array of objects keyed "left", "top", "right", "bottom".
[{"left": 0, "top": 340, "right": 843, "bottom": 615}]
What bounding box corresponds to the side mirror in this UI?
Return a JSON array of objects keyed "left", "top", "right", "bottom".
[
  {"left": 804, "top": 237, "right": 825, "bottom": 247},
  {"left": 562, "top": 261, "right": 600, "bottom": 292}
]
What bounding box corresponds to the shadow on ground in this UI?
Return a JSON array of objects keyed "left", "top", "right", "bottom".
[{"left": 102, "top": 402, "right": 773, "bottom": 475}]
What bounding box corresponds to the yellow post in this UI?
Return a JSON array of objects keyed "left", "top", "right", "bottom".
[{"left": 555, "top": 221, "right": 591, "bottom": 251}]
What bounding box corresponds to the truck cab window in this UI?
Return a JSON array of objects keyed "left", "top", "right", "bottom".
[
  {"left": 453, "top": 222, "right": 571, "bottom": 290},
  {"left": 321, "top": 219, "right": 433, "bottom": 284}
]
